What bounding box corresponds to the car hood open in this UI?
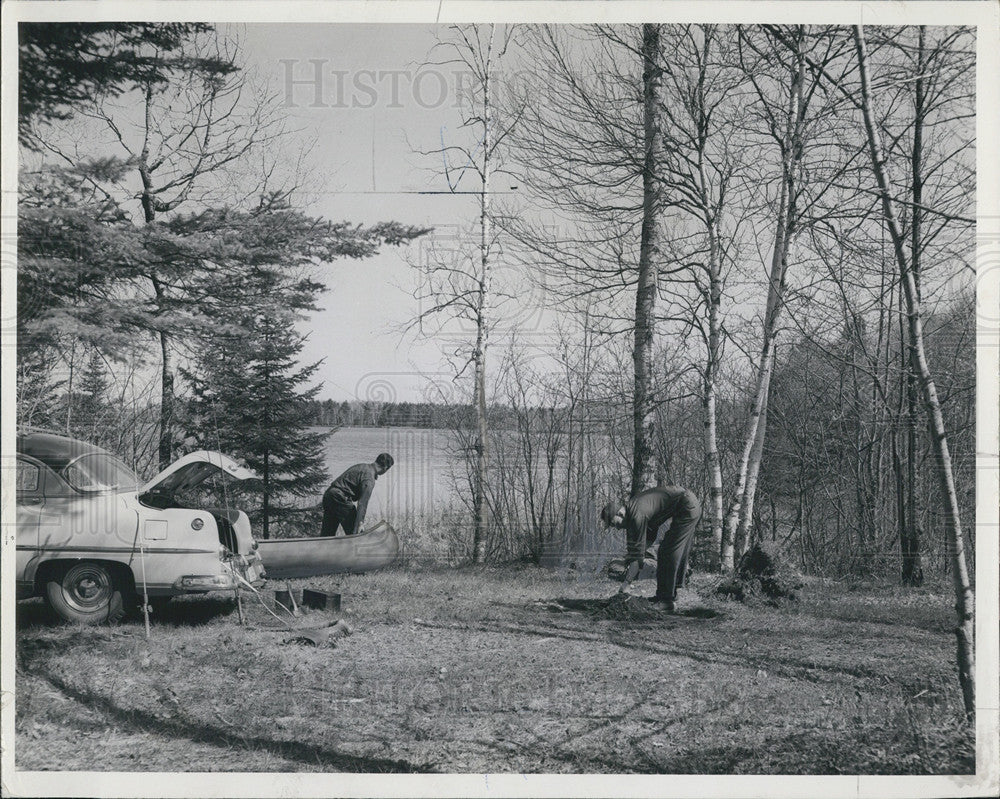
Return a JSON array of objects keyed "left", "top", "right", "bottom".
[{"left": 140, "top": 451, "right": 258, "bottom": 495}]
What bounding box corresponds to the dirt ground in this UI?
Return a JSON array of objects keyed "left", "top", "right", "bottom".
[{"left": 13, "top": 566, "right": 975, "bottom": 774}]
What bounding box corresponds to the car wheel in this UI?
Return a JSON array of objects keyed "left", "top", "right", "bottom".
[{"left": 46, "top": 562, "right": 125, "bottom": 625}]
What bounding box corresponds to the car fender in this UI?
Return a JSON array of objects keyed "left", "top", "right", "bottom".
[
  {"left": 28, "top": 495, "right": 140, "bottom": 590},
  {"left": 127, "top": 503, "right": 229, "bottom": 593}
]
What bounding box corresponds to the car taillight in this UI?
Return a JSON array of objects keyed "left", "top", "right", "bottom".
[{"left": 174, "top": 574, "right": 236, "bottom": 590}]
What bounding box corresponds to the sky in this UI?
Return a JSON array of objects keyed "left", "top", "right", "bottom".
[
  {"left": 238, "top": 24, "right": 530, "bottom": 403},
  {"left": 22, "top": 16, "right": 989, "bottom": 404},
  {"left": 16, "top": 20, "right": 589, "bottom": 405}
]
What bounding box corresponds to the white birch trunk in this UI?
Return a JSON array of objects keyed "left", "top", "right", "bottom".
[
  {"left": 471, "top": 25, "right": 496, "bottom": 565},
  {"left": 632, "top": 23, "right": 665, "bottom": 497},
  {"left": 703, "top": 219, "right": 725, "bottom": 571},
  {"left": 853, "top": 25, "right": 974, "bottom": 718},
  {"left": 723, "top": 32, "right": 804, "bottom": 571}
]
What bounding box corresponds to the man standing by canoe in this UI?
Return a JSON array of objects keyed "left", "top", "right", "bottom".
[
  {"left": 601, "top": 485, "right": 702, "bottom": 612},
  {"left": 322, "top": 453, "right": 395, "bottom": 536}
]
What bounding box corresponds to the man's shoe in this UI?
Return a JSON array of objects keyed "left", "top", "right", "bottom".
[{"left": 649, "top": 597, "right": 676, "bottom": 613}]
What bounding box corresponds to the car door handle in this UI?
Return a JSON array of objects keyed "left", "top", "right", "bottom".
[{"left": 19, "top": 496, "right": 42, "bottom": 506}]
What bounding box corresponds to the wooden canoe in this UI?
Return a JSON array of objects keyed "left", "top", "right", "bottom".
[{"left": 257, "top": 520, "right": 400, "bottom": 579}]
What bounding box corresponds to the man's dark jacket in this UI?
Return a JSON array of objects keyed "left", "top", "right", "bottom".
[
  {"left": 623, "top": 486, "right": 701, "bottom": 563},
  {"left": 324, "top": 463, "right": 380, "bottom": 535}
]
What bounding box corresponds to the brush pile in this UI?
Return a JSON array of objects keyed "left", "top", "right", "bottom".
[
  {"left": 594, "top": 593, "right": 664, "bottom": 620},
  {"left": 715, "top": 542, "right": 802, "bottom": 603}
]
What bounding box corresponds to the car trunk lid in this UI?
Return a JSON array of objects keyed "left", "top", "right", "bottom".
[{"left": 140, "top": 451, "right": 257, "bottom": 495}]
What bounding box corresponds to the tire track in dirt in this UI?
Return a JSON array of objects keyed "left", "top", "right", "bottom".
[
  {"left": 412, "top": 617, "right": 904, "bottom": 687},
  {"left": 406, "top": 618, "right": 743, "bottom": 772},
  {"left": 509, "top": 686, "right": 740, "bottom": 773},
  {"left": 24, "top": 667, "right": 437, "bottom": 773}
]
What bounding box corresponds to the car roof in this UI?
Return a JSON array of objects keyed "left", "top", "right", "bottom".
[{"left": 16, "top": 431, "right": 111, "bottom": 471}]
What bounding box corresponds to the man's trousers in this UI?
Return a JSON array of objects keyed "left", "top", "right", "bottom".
[
  {"left": 654, "top": 492, "right": 702, "bottom": 602},
  {"left": 321, "top": 490, "right": 357, "bottom": 536}
]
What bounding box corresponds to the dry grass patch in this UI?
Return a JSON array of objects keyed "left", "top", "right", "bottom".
[{"left": 14, "top": 566, "right": 974, "bottom": 774}]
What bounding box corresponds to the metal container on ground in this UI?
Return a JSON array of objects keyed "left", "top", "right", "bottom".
[
  {"left": 302, "top": 589, "right": 341, "bottom": 612},
  {"left": 274, "top": 588, "right": 301, "bottom": 610}
]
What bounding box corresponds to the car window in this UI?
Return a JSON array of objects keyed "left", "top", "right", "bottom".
[
  {"left": 17, "top": 459, "right": 40, "bottom": 492},
  {"left": 62, "top": 453, "right": 140, "bottom": 492}
]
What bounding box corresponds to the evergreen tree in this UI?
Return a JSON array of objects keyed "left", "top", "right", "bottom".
[
  {"left": 184, "top": 306, "right": 330, "bottom": 539},
  {"left": 73, "top": 349, "right": 111, "bottom": 443},
  {"left": 18, "top": 23, "right": 231, "bottom": 143},
  {"left": 21, "top": 20, "right": 431, "bottom": 469}
]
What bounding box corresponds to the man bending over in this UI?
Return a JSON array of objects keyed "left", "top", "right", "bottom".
[
  {"left": 601, "top": 485, "right": 702, "bottom": 612},
  {"left": 321, "top": 453, "right": 395, "bottom": 536}
]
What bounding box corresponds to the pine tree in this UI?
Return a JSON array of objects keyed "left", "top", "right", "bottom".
[
  {"left": 73, "top": 349, "right": 111, "bottom": 443},
  {"left": 184, "top": 307, "right": 331, "bottom": 539},
  {"left": 18, "top": 23, "right": 230, "bottom": 144},
  {"left": 16, "top": 351, "right": 65, "bottom": 431}
]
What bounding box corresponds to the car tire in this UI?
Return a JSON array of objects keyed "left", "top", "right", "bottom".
[{"left": 46, "top": 562, "right": 126, "bottom": 625}]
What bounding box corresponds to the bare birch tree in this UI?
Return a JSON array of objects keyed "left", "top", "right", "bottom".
[
  {"left": 721, "top": 26, "right": 856, "bottom": 570},
  {"left": 654, "top": 24, "right": 750, "bottom": 570},
  {"left": 851, "top": 24, "right": 974, "bottom": 718},
  {"left": 411, "top": 24, "right": 517, "bottom": 563}
]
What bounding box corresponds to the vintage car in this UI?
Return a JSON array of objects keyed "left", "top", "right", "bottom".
[{"left": 16, "top": 431, "right": 267, "bottom": 624}]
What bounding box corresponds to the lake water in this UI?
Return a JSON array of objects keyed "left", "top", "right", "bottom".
[
  {"left": 316, "top": 426, "right": 623, "bottom": 568},
  {"left": 317, "top": 426, "right": 461, "bottom": 519}
]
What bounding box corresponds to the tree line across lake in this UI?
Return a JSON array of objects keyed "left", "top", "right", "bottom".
[{"left": 304, "top": 398, "right": 584, "bottom": 431}]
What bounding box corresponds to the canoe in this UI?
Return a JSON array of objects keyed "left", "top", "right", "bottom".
[{"left": 257, "top": 520, "right": 400, "bottom": 579}]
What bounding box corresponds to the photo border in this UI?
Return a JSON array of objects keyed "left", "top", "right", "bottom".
[{"left": 2, "top": 2, "right": 997, "bottom": 797}]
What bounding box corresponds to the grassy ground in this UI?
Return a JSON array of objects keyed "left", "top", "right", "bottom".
[{"left": 14, "top": 566, "right": 974, "bottom": 774}]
